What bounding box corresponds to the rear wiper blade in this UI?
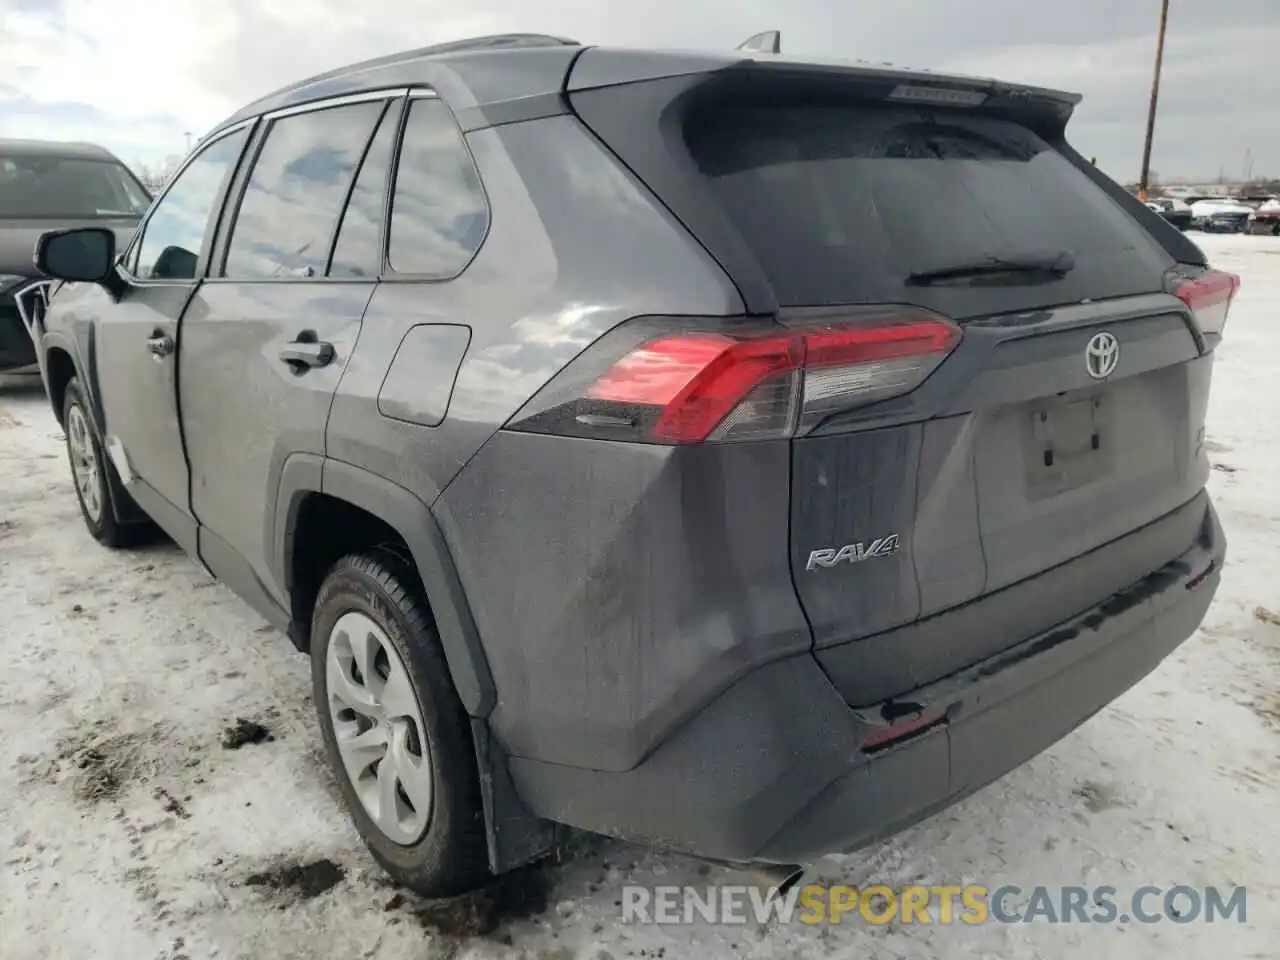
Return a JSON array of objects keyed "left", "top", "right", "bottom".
[{"left": 907, "top": 249, "right": 1076, "bottom": 285}]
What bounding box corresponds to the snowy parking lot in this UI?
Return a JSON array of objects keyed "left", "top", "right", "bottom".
[{"left": 1, "top": 232, "right": 1277, "bottom": 960}]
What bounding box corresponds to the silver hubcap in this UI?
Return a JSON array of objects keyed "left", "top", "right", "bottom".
[
  {"left": 326, "top": 611, "right": 433, "bottom": 845},
  {"left": 66, "top": 404, "right": 102, "bottom": 523}
]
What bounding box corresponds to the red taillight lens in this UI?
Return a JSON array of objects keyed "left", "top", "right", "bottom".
[
  {"left": 1167, "top": 266, "right": 1240, "bottom": 343},
  {"left": 509, "top": 310, "right": 961, "bottom": 444},
  {"left": 588, "top": 332, "right": 802, "bottom": 442}
]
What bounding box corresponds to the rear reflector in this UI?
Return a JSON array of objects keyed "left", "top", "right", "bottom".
[
  {"left": 510, "top": 310, "right": 961, "bottom": 444},
  {"left": 861, "top": 706, "right": 947, "bottom": 753},
  {"left": 1167, "top": 266, "right": 1240, "bottom": 343}
]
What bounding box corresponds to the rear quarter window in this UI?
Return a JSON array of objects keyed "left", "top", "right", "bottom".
[
  {"left": 387, "top": 97, "right": 489, "bottom": 278},
  {"left": 684, "top": 101, "right": 1172, "bottom": 315}
]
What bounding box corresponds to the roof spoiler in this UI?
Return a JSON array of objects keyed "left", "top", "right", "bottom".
[{"left": 737, "top": 31, "right": 780, "bottom": 54}]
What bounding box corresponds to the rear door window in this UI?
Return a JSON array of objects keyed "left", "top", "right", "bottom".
[
  {"left": 328, "top": 103, "right": 400, "bottom": 279},
  {"left": 684, "top": 102, "right": 1171, "bottom": 315},
  {"left": 222, "top": 100, "right": 386, "bottom": 279}
]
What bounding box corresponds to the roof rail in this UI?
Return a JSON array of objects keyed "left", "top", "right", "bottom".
[
  {"left": 416, "top": 33, "right": 580, "bottom": 56},
  {"left": 236, "top": 33, "right": 583, "bottom": 116},
  {"left": 737, "top": 30, "right": 781, "bottom": 54}
]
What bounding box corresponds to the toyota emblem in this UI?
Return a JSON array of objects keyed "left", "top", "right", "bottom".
[{"left": 1085, "top": 331, "right": 1119, "bottom": 380}]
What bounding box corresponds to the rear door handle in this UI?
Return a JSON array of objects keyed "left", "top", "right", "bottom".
[
  {"left": 279, "top": 338, "right": 334, "bottom": 369},
  {"left": 146, "top": 333, "right": 174, "bottom": 358}
]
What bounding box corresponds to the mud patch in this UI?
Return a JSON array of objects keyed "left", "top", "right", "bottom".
[
  {"left": 384, "top": 863, "right": 551, "bottom": 938},
  {"left": 1072, "top": 780, "right": 1126, "bottom": 813},
  {"left": 61, "top": 733, "right": 143, "bottom": 803},
  {"left": 43, "top": 722, "right": 201, "bottom": 808},
  {"left": 1246, "top": 691, "right": 1280, "bottom": 731},
  {"left": 1254, "top": 606, "right": 1280, "bottom": 628},
  {"left": 244, "top": 858, "right": 346, "bottom": 901},
  {"left": 221, "top": 718, "right": 275, "bottom": 749},
  {"left": 154, "top": 786, "right": 191, "bottom": 820}
]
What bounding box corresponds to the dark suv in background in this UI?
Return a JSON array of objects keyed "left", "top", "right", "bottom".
[
  {"left": 31, "top": 34, "right": 1236, "bottom": 897},
  {"left": 0, "top": 138, "right": 149, "bottom": 371}
]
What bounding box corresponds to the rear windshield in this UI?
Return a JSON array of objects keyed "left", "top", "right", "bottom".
[
  {"left": 684, "top": 102, "right": 1170, "bottom": 314},
  {"left": 0, "top": 154, "right": 150, "bottom": 219}
]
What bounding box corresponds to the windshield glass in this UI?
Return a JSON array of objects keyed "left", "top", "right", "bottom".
[{"left": 0, "top": 154, "right": 151, "bottom": 218}]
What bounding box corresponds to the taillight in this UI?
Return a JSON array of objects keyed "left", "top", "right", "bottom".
[
  {"left": 508, "top": 309, "right": 961, "bottom": 444},
  {"left": 1166, "top": 265, "right": 1241, "bottom": 345}
]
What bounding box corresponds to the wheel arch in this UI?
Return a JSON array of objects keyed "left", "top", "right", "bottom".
[
  {"left": 276, "top": 458, "right": 559, "bottom": 873},
  {"left": 43, "top": 344, "right": 78, "bottom": 427},
  {"left": 42, "top": 339, "right": 148, "bottom": 528},
  {"left": 275, "top": 455, "right": 496, "bottom": 718}
]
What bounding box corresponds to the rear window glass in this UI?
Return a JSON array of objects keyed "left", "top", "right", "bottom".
[
  {"left": 0, "top": 155, "right": 150, "bottom": 219},
  {"left": 684, "top": 102, "right": 1170, "bottom": 313}
]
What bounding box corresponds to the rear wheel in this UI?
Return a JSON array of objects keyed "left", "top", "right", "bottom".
[
  {"left": 310, "top": 552, "right": 491, "bottom": 897},
  {"left": 62, "top": 378, "right": 148, "bottom": 547}
]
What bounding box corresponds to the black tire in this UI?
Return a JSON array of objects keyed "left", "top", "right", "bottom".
[
  {"left": 310, "top": 551, "right": 491, "bottom": 897},
  {"left": 61, "top": 378, "right": 150, "bottom": 548}
]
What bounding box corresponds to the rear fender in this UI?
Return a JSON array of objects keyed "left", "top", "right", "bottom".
[{"left": 275, "top": 458, "right": 555, "bottom": 872}]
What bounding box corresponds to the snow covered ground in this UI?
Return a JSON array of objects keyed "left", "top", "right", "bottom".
[{"left": 1, "top": 233, "right": 1277, "bottom": 960}]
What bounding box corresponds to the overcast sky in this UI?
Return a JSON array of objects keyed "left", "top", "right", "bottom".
[{"left": 1, "top": 0, "right": 1276, "bottom": 182}]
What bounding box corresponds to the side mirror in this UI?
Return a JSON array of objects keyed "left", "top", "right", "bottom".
[
  {"left": 152, "top": 245, "right": 197, "bottom": 280},
  {"left": 34, "top": 227, "right": 117, "bottom": 284}
]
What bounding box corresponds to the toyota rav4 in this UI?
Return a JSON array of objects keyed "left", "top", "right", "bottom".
[{"left": 29, "top": 33, "right": 1235, "bottom": 897}]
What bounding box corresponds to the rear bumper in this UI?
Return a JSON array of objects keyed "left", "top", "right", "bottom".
[{"left": 509, "top": 495, "right": 1224, "bottom": 863}]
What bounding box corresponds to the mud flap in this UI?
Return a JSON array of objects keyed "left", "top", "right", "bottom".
[{"left": 471, "top": 719, "right": 562, "bottom": 874}]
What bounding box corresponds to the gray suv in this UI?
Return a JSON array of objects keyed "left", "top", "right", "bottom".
[{"left": 30, "top": 34, "right": 1237, "bottom": 897}]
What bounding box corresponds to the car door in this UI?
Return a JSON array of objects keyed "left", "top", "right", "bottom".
[
  {"left": 95, "top": 126, "right": 251, "bottom": 554},
  {"left": 179, "top": 92, "right": 399, "bottom": 618}
]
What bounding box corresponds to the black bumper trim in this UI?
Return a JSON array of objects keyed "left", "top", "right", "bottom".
[{"left": 815, "top": 490, "right": 1211, "bottom": 706}]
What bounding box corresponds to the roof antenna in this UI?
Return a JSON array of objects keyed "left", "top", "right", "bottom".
[{"left": 737, "top": 30, "right": 781, "bottom": 54}]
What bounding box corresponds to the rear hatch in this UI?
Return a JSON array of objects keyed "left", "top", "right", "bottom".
[{"left": 566, "top": 54, "right": 1236, "bottom": 706}]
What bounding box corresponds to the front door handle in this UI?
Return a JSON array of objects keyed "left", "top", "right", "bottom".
[
  {"left": 146, "top": 333, "right": 174, "bottom": 358},
  {"left": 279, "top": 338, "right": 334, "bottom": 370}
]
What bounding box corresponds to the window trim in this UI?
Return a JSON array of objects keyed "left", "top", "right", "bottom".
[
  {"left": 381, "top": 88, "right": 491, "bottom": 284},
  {"left": 206, "top": 87, "right": 415, "bottom": 285},
  {"left": 118, "top": 118, "right": 257, "bottom": 287},
  {"left": 325, "top": 97, "right": 404, "bottom": 279}
]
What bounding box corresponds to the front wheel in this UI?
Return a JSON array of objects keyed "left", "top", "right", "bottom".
[
  {"left": 62, "top": 378, "right": 146, "bottom": 548},
  {"left": 310, "top": 552, "right": 491, "bottom": 897}
]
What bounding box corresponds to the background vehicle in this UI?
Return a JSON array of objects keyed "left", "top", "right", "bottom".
[
  {"left": 1189, "top": 197, "right": 1253, "bottom": 233},
  {"left": 1249, "top": 198, "right": 1280, "bottom": 236},
  {"left": 1144, "top": 197, "right": 1192, "bottom": 231},
  {"left": 0, "top": 139, "right": 149, "bottom": 372},
  {"left": 32, "top": 33, "right": 1235, "bottom": 898}
]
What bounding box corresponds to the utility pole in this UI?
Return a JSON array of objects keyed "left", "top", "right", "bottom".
[
  {"left": 1138, "top": 0, "right": 1170, "bottom": 202},
  {"left": 184, "top": 131, "right": 194, "bottom": 154}
]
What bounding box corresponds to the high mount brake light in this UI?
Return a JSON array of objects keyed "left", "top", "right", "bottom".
[
  {"left": 509, "top": 311, "right": 962, "bottom": 445},
  {"left": 1167, "top": 266, "right": 1240, "bottom": 343}
]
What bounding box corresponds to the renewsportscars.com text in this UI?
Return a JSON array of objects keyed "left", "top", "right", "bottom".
[{"left": 621, "top": 884, "right": 1248, "bottom": 926}]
